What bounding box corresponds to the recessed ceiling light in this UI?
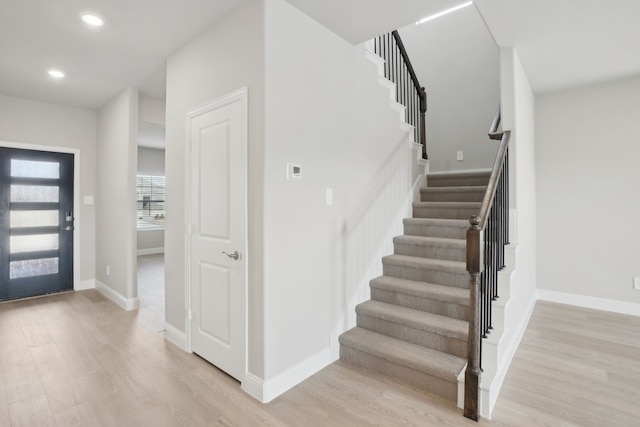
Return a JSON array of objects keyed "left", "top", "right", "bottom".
[
  {"left": 48, "top": 70, "right": 65, "bottom": 79},
  {"left": 81, "top": 14, "right": 104, "bottom": 27},
  {"left": 416, "top": 1, "right": 474, "bottom": 25}
]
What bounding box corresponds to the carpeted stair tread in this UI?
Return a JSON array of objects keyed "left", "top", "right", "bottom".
[
  {"left": 403, "top": 218, "right": 469, "bottom": 239},
  {"left": 382, "top": 254, "right": 466, "bottom": 274},
  {"left": 393, "top": 235, "right": 465, "bottom": 249},
  {"left": 420, "top": 186, "right": 487, "bottom": 202},
  {"left": 339, "top": 327, "right": 466, "bottom": 383},
  {"left": 370, "top": 275, "right": 469, "bottom": 306},
  {"left": 356, "top": 300, "right": 468, "bottom": 341},
  {"left": 427, "top": 171, "right": 491, "bottom": 188},
  {"left": 382, "top": 254, "right": 469, "bottom": 288},
  {"left": 412, "top": 201, "right": 481, "bottom": 220},
  {"left": 393, "top": 235, "right": 465, "bottom": 262}
]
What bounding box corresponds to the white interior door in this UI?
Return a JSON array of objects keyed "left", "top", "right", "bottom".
[{"left": 188, "top": 88, "right": 246, "bottom": 381}]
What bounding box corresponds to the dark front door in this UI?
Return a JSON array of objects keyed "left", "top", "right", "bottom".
[{"left": 0, "top": 147, "right": 74, "bottom": 301}]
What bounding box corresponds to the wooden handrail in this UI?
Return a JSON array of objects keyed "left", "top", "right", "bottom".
[
  {"left": 488, "top": 105, "right": 502, "bottom": 140},
  {"left": 391, "top": 31, "right": 424, "bottom": 98},
  {"left": 372, "top": 31, "right": 428, "bottom": 159},
  {"left": 477, "top": 131, "right": 510, "bottom": 229},
  {"left": 464, "top": 105, "right": 511, "bottom": 421}
]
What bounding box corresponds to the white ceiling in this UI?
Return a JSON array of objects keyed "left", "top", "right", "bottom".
[
  {"left": 0, "top": 0, "right": 246, "bottom": 109},
  {"left": 474, "top": 0, "right": 640, "bottom": 93},
  {"left": 288, "top": 0, "right": 640, "bottom": 94},
  {"left": 0, "top": 0, "right": 639, "bottom": 110}
]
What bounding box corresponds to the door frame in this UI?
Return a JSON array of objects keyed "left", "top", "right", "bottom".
[
  {"left": 0, "top": 141, "right": 81, "bottom": 291},
  {"left": 183, "top": 87, "right": 249, "bottom": 380}
]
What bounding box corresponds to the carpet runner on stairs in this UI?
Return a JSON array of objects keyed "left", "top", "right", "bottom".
[{"left": 339, "top": 171, "right": 490, "bottom": 404}]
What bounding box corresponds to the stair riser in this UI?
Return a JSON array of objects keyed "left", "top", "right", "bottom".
[
  {"left": 357, "top": 315, "right": 467, "bottom": 358},
  {"left": 420, "top": 190, "right": 485, "bottom": 203},
  {"left": 394, "top": 242, "right": 465, "bottom": 262},
  {"left": 340, "top": 347, "right": 458, "bottom": 403},
  {"left": 383, "top": 264, "right": 469, "bottom": 289},
  {"left": 428, "top": 176, "right": 490, "bottom": 187},
  {"left": 371, "top": 289, "right": 469, "bottom": 321},
  {"left": 413, "top": 206, "right": 478, "bottom": 220},
  {"left": 403, "top": 223, "right": 467, "bottom": 240}
]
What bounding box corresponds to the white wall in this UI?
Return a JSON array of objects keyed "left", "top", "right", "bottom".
[
  {"left": 96, "top": 88, "right": 139, "bottom": 307},
  {"left": 165, "top": 0, "right": 265, "bottom": 375},
  {"left": 536, "top": 76, "right": 640, "bottom": 307},
  {"left": 263, "top": 0, "right": 412, "bottom": 380},
  {"left": 137, "top": 147, "right": 165, "bottom": 175},
  {"left": 0, "top": 94, "right": 97, "bottom": 283},
  {"left": 139, "top": 96, "right": 166, "bottom": 125},
  {"left": 399, "top": 6, "right": 500, "bottom": 172}
]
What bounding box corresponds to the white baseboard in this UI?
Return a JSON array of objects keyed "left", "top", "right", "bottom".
[
  {"left": 95, "top": 280, "right": 139, "bottom": 311},
  {"left": 164, "top": 322, "right": 188, "bottom": 350},
  {"left": 242, "top": 372, "right": 266, "bottom": 402},
  {"left": 137, "top": 247, "right": 164, "bottom": 256},
  {"left": 537, "top": 289, "right": 640, "bottom": 317},
  {"left": 76, "top": 279, "right": 96, "bottom": 290},
  {"left": 246, "top": 348, "right": 334, "bottom": 403}
]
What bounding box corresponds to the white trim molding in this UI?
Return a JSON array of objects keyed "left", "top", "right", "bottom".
[
  {"left": 95, "top": 280, "right": 139, "bottom": 311},
  {"left": 137, "top": 247, "right": 164, "bottom": 256},
  {"left": 244, "top": 348, "right": 334, "bottom": 403},
  {"left": 537, "top": 289, "right": 640, "bottom": 317},
  {"left": 76, "top": 279, "right": 96, "bottom": 291},
  {"left": 242, "top": 373, "right": 266, "bottom": 402},
  {"left": 164, "top": 322, "right": 188, "bottom": 351}
]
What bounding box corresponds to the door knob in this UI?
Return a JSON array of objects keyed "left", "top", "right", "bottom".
[{"left": 222, "top": 250, "right": 239, "bottom": 260}]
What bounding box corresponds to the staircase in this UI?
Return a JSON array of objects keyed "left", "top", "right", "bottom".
[{"left": 339, "top": 170, "right": 490, "bottom": 403}]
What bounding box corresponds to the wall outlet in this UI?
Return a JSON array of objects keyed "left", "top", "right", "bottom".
[
  {"left": 106, "top": 265, "right": 110, "bottom": 276},
  {"left": 634, "top": 277, "right": 640, "bottom": 290},
  {"left": 457, "top": 151, "right": 464, "bottom": 161}
]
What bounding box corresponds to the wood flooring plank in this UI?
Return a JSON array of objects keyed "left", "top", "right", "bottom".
[
  {"left": 0, "top": 291, "right": 638, "bottom": 427},
  {"left": 0, "top": 341, "right": 45, "bottom": 404},
  {"left": 8, "top": 393, "right": 57, "bottom": 427}
]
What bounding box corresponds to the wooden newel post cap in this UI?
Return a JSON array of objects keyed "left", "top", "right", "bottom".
[{"left": 469, "top": 215, "right": 480, "bottom": 227}]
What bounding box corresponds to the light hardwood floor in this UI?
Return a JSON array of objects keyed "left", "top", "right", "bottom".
[
  {"left": 0, "top": 291, "right": 638, "bottom": 426},
  {"left": 136, "top": 254, "right": 165, "bottom": 333}
]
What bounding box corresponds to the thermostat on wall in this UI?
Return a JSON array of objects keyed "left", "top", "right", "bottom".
[{"left": 286, "top": 163, "right": 302, "bottom": 181}]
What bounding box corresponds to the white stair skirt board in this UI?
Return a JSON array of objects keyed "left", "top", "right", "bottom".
[
  {"left": 481, "top": 292, "right": 536, "bottom": 418},
  {"left": 537, "top": 289, "right": 640, "bottom": 317},
  {"left": 455, "top": 240, "right": 536, "bottom": 419},
  {"left": 164, "top": 322, "right": 188, "bottom": 351},
  {"left": 95, "top": 280, "right": 139, "bottom": 311},
  {"left": 329, "top": 173, "right": 427, "bottom": 360},
  {"left": 76, "top": 279, "right": 96, "bottom": 290}
]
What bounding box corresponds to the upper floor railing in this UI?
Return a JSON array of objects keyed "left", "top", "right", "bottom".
[{"left": 371, "top": 31, "right": 428, "bottom": 159}]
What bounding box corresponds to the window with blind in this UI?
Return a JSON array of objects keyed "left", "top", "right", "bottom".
[{"left": 137, "top": 175, "right": 165, "bottom": 229}]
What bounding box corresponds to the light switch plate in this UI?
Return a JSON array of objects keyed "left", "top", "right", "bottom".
[
  {"left": 457, "top": 151, "right": 463, "bottom": 161},
  {"left": 634, "top": 277, "right": 640, "bottom": 290}
]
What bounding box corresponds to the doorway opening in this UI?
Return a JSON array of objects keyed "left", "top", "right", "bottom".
[{"left": 136, "top": 121, "right": 166, "bottom": 332}]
